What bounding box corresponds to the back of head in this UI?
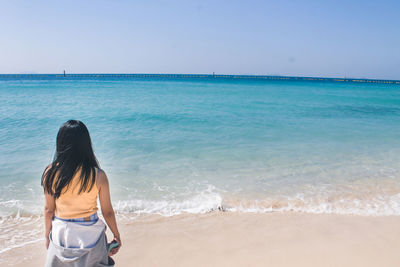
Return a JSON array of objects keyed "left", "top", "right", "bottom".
[{"left": 42, "top": 120, "right": 99, "bottom": 198}]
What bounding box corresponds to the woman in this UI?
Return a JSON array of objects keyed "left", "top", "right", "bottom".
[{"left": 41, "top": 120, "right": 121, "bottom": 266}]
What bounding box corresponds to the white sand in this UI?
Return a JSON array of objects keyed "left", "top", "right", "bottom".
[{"left": 4, "top": 212, "right": 400, "bottom": 266}]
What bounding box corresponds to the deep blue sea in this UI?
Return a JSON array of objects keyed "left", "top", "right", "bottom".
[{"left": 1, "top": 76, "right": 400, "bottom": 253}]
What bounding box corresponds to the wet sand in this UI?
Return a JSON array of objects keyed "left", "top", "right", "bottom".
[{"left": 4, "top": 212, "right": 400, "bottom": 266}]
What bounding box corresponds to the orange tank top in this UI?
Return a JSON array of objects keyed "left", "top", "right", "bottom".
[{"left": 54, "top": 167, "right": 99, "bottom": 219}]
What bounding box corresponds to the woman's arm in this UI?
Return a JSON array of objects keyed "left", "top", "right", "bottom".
[
  {"left": 43, "top": 166, "right": 56, "bottom": 249},
  {"left": 97, "top": 169, "right": 122, "bottom": 255},
  {"left": 44, "top": 190, "right": 55, "bottom": 249}
]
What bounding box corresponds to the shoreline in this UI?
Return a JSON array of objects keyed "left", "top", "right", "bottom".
[{"left": 2, "top": 212, "right": 400, "bottom": 266}]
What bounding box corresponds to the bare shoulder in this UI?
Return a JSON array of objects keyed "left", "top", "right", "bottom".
[
  {"left": 44, "top": 164, "right": 52, "bottom": 174},
  {"left": 96, "top": 168, "right": 109, "bottom": 187},
  {"left": 42, "top": 164, "right": 53, "bottom": 181}
]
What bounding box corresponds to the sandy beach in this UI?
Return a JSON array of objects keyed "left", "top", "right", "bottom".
[{"left": 2, "top": 212, "right": 399, "bottom": 266}]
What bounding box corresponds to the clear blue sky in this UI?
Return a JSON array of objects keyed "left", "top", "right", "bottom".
[{"left": 1, "top": 0, "right": 399, "bottom": 79}]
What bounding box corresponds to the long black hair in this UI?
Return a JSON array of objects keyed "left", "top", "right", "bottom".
[{"left": 41, "top": 120, "right": 99, "bottom": 198}]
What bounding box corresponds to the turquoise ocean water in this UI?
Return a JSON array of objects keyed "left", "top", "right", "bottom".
[{"left": 1, "top": 76, "right": 400, "bottom": 254}]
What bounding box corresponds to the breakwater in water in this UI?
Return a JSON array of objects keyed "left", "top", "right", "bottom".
[{"left": 0, "top": 73, "right": 399, "bottom": 84}]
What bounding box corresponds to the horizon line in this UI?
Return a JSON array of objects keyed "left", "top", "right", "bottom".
[{"left": 0, "top": 73, "right": 399, "bottom": 84}]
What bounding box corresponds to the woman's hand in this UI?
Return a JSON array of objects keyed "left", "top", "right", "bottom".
[{"left": 108, "top": 235, "right": 122, "bottom": 256}]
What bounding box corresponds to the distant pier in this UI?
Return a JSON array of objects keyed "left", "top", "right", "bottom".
[{"left": 0, "top": 74, "right": 399, "bottom": 85}]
